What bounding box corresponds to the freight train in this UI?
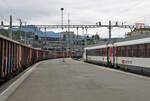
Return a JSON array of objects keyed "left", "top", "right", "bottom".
[
  {"left": 0, "top": 35, "right": 61, "bottom": 80},
  {"left": 83, "top": 35, "right": 150, "bottom": 76}
]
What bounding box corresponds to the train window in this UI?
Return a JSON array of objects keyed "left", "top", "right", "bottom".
[
  {"left": 102, "top": 48, "right": 105, "bottom": 56},
  {"left": 144, "top": 44, "right": 147, "bottom": 57},
  {"left": 105, "top": 48, "right": 107, "bottom": 56},
  {"left": 119, "top": 47, "right": 122, "bottom": 57},
  {"left": 86, "top": 48, "right": 107, "bottom": 56},
  {"left": 87, "top": 49, "right": 99, "bottom": 56},
  {"left": 117, "top": 44, "right": 150, "bottom": 58},
  {"left": 93, "top": 49, "right": 95, "bottom": 56},
  {"left": 87, "top": 50, "right": 90, "bottom": 56},
  {"left": 117, "top": 47, "right": 119, "bottom": 57},
  {"left": 101, "top": 48, "right": 103, "bottom": 56},
  {"left": 124, "top": 46, "right": 127, "bottom": 57},
  {"left": 132, "top": 45, "right": 138, "bottom": 57},
  {"left": 120, "top": 47, "right": 123, "bottom": 57},
  {"left": 96, "top": 49, "right": 100, "bottom": 56},
  {"left": 99, "top": 49, "right": 102, "bottom": 56},
  {"left": 115, "top": 47, "right": 118, "bottom": 57},
  {"left": 90, "top": 50, "right": 94, "bottom": 56},
  {"left": 138, "top": 44, "right": 146, "bottom": 57},
  {"left": 89, "top": 50, "right": 93, "bottom": 56},
  {"left": 146, "top": 44, "right": 150, "bottom": 57},
  {"left": 91, "top": 50, "right": 93, "bottom": 56},
  {"left": 101, "top": 48, "right": 105, "bottom": 56},
  {"left": 121, "top": 46, "right": 126, "bottom": 57},
  {"left": 117, "top": 46, "right": 126, "bottom": 57},
  {"left": 94, "top": 49, "right": 97, "bottom": 56},
  {"left": 127, "top": 46, "right": 132, "bottom": 57},
  {"left": 120, "top": 47, "right": 122, "bottom": 57},
  {"left": 117, "top": 47, "right": 121, "bottom": 57}
]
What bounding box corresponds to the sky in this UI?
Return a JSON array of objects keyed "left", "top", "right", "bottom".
[{"left": 0, "top": 0, "right": 150, "bottom": 38}]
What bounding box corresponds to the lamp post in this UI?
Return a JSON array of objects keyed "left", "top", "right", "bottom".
[
  {"left": 61, "top": 8, "right": 64, "bottom": 31},
  {"left": 24, "top": 21, "right": 27, "bottom": 44},
  {"left": 9, "top": 15, "right": 12, "bottom": 39},
  {"left": 61, "top": 8, "right": 65, "bottom": 62},
  {"left": 17, "top": 19, "right": 22, "bottom": 41}
]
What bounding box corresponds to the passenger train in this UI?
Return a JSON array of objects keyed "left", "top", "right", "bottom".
[{"left": 83, "top": 36, "right": 150, "bottom": 75}]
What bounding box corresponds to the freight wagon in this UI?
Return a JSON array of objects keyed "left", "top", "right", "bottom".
[{"left": 0, "top": 35, "right": 49, "bottom": 80}]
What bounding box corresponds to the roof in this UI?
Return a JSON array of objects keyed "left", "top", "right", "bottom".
[
  {"left": 12, "top": 26, "right": 35, "bottom": 32},
  {"left": 85, "top": 44, "right": 107, "bottom": 50},
  {"left": 37, "top": 31, "right": 62, "bottom": 38}
]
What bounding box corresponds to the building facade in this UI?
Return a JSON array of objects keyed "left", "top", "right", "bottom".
[
  {"left": 61, "top": 31, "right": 83, "bottom": 54},
  {"left": 126, "top": 28, "right": 150, "bottom": 37}
]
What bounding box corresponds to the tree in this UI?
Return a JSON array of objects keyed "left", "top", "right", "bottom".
[
  {"left": 0, "top": 29, "right": 9, "bottom": 37},
  {"left": 0, "top": 29, "right": 24, "bottom": 41},
  {"left": 92, "top": 34, "right": 100, "bottom": 40},
  {"left": 95, "top": 34, "right": 100, "bottom": 40}
]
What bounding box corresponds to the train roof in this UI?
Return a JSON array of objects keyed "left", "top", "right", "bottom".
[
  {"left": 85, "top": 33, "right": 150, "bottom": 49},
  {"left": 114, "top": 33, "right": 150, "bottom": 46},
  {"left": 115, "top": 36, "right": 150, "bottom": 46},
  {"left": 85, "top": 44, "right": 107, "bottom": 50},
  {"left": 115, "top": 32, "right": 150, "bottom": 42}
]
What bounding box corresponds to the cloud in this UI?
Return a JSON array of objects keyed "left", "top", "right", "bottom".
[{"left": 0, "top": 0, "right": 150, "bottom": 38}]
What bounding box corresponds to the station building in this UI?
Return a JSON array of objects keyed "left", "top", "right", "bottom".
[{"left": 126, "top": 28, "right": 150, "bottom": 37}]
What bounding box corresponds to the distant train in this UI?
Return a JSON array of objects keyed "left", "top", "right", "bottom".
[
  {"left": 58, "top": 51, "right": 82, "bottom": 59},
  {"left": 83, "top": 36, "right": 150, "bottom": 76},
  {"left": 71, "top": 51, "right": 82, "bottom": 59}
]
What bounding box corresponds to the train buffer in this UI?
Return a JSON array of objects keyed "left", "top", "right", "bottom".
[{"left": 1, "top": 58, "right": 150, "bottom": 101}]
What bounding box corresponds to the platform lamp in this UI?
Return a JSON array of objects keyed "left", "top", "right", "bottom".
[{"left": 60, "top": 8, "right": 65, "bottom": 62}]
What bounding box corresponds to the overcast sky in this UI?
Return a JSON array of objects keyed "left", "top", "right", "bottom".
[{"left": 0, "top": 0, "right": 150, "bottom": 38}]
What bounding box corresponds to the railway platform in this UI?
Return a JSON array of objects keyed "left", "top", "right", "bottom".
[{"left": 1, "top": 58, "right": 150, "bottom": 101}]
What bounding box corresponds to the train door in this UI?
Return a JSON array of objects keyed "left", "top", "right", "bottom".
[
  {"left": 105, "top": 47, "right": 108, "bottom": 65},
  {"left": 107, "top": 46, "right": 113, "bottom": 66},
  {"left": 110, "top": 47, "right": 113, "bottom": 65},
  {"left": 110, "top": 47, "right": 113, "bottom": 64},
  {"left": 109, "top": 47, "right": 113, "bottom": 65},
  {"left": 114, "top": 46, "right": 118, "bottom": 68},
  {"left": 107, "top": 47, "right": 110, "bottom": 65},
  {"left": 112, "top": 46, "right": 116, "bottom": 67}
]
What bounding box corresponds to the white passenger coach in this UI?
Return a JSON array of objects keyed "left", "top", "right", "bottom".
[{"left": 83, "top": 36, "right": 150, "bottom": 75}]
